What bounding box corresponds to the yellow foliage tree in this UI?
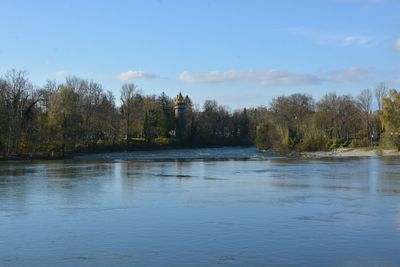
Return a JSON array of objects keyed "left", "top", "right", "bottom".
[{"left": 381, "top": 89, "right": 400, "bottom": 148}]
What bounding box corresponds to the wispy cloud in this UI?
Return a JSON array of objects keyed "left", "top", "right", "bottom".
[
  {"left": 395, "top": 39, "right": 400, "bottom": 51},
  {"left": 328, "top": 67, "right": 370, "bottom": 82},
  {"left": 284, "top": 28, "right": 376, "bottom": 48},
  {"left": 390, "top": 79, "right": 400, "bottom": 87},
  {"left": 179, "top": 67, "right": 370, "bottom": 87},
  {"left": 179, "top": 70, "right": 322, "bottom": 87},
  {"left": 55, "top": 70, "right": 67, "bottom": 78},
  {"left": 116, "top": 70, "right": 158, "bottom": 81}
]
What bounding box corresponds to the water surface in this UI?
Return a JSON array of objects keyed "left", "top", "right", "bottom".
[{"left": 1, "top": 148, "right": 400, "bottom": 266}]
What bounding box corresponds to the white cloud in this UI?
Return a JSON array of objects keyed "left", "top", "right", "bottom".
[
  {"left": 395, "top": 39, "right": 400, "bottom": 51},
  {"left": 390, "top": 79, "right": 400, "bottom": 87},
  {"left": 284, "top": 28, "right": 376, "bottom": 48},
  {"left": 116, "top": 70, "right": 157, "bottom": 81},
  {"left": 179, "top": 70, "right": 322, "bottom": 87},
  {"left": 317, "top": 34, "right": 374, "bottom": 47},
  {"left": 55, "top": 70, "right": 67, "bottom": 78},
  {"left": 179, "top": 67, "right": 370, "bottom": 87},
  {"left": 328, "top": 67, "right": 370, "bottom": 82}
]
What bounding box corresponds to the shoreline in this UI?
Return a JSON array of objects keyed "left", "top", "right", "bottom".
[
  {"left": 300, "top": 148, "right": 400, "bottom": 158},
  {"left": 0, "top": 144, "right": 253, "bottom": 161},
  {"left": 2, "top": 146, "right": 399, "bottom": 161}
]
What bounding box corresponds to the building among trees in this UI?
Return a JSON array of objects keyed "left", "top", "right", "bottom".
[
  {"left": 174, "top": 92, "right": 186, "bottom": 140},
  {"left": 1, "top": 68, "right": 399, "bottom": 158}
]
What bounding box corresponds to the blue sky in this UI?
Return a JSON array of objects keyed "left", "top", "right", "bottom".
[{"left": 0, "top": 0, "right": 399, "bottom": 109}]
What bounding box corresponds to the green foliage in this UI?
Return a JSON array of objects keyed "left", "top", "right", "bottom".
[
  {"left": 328, "top": 139, "right": 341, "bottom": 150},
  {"left": 379, "top": 132, "right": 400, "bottom": 150},
  {"left": 255, "top": 122, "right": 273, "bottom": 150},
  {"left": 298, "top": 133, "right": 328, "bottom": 152},
  {"left": 0, "top": 69, "right": 395, "bottom": 158},
  {"left": 74, "top": 144, "right": 86, "bottom": 153},
  {"left": 48, "top": 85, "right": 82, "bottom": 155},
  {"left": 381, "top": 89, "right": 400, "bottom": 149},
  {"left": 153, "top": 137, "right": 169, "bottom": 145},
  {"left": 253, "top": 91, "right": 382, "bottom": 152},
  {"left": 350, "top": 138, "right": 371, "bottom": 148}
]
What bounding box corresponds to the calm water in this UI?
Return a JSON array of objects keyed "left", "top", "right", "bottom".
[{"left": 1, "top": 147, "right": 400, "bottom": 267}]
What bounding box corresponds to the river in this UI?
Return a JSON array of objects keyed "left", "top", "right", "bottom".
[{"left": 1, "top": 147, "right": 400, "bottom": 266}]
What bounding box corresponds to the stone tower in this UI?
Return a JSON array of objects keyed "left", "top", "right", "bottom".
[{"left": 174, "top": 92, "right": 186, "bottom": 140}]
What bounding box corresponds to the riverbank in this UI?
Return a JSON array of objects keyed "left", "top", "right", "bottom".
[
  {"left": 0, "top": 144, "right": 254, "bottom": 161},
  {"left": 301, "top": 148, "right": 400, "bottom": 158},
  {"left": 2, "top": 146, "right": 399, "bottom": 161}
]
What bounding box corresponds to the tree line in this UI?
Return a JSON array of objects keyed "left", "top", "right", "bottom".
[
  {"left": 0, "top": 70, "right": 251, "bottom": 158},
  {"left": 1, "top": 69, "right": 400, "bottom": 158},
  {"left": 255, "top": 83, "right": 400, "bottom": 151}
]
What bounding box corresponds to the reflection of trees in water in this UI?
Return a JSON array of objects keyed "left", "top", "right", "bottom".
[
  {"left": 173, "top": 161, "right": 190, "bottom": 175},
  {"left": 120, "top": 161, "right": 146, "bottom": 177},
  {"left": 378, "top": 157, "right": 400, "bottom": 194},
  {"left": 119, "top": 162, "right": 147, "bottom": 192},
  {"left": 0, "top": 163, "right": 48, "bottom": 208},
  {"left": 45, "top": 163, "right": 116, "bottom": 205},
  {"left": 46, "top": 163, "right": 113, "bottom": 179},
  {"left": 0, "top": 164, "right": 38, "bottom": 177},
  {"left": 0, "top": 162, "right": 118, "bottom": 207},
  {"left": 118, "top": 161, "right": 195, "bottom": 195}
]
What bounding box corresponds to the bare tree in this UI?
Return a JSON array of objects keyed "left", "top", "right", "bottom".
[
  {"left": 375, "top": 82, "right": 388, "bottom": 112},
  {"left": 357, "top": 89, "right": 373, "bottom": 141},
  {"left": 39, "top": 80, "right": 59, "bottom": 111},
  {"left": 316, "top": 93, "right": 361, "bottom": 140},
  {"left": 357, "top": 89, "right": 373, "bottom": 114},
  {"left": 1, "top": 70, "right": 38, "bottom": 155},
  {"left": 120, "top": 83, "right": 138, "bottom": 144},
  {"left": 270, "top": 94, "right": 314, "bottom": 145}
]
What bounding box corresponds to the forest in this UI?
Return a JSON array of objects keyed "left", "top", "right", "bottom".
[{"left": 0, "top": 69, "right": 400, "bottom": 159}]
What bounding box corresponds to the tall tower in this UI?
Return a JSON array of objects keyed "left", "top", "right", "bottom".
[{"left": 174, "top": 92, "right": 186, "bottom": 140}]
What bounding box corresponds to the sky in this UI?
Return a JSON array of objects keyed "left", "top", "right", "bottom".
[{"left": 0, "top": 0, "right": 399, "bottom": 109}]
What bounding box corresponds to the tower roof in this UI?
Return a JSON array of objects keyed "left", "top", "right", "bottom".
[{"left": 175, "top": 92, "right": 185, "bottom": 105}]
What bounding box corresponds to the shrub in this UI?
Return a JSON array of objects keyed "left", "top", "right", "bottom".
[
  {"left": 355, "top": 129, "right": 369, "bottom": 139},
  {"left": 255, "top": 122, "right": 272, "bottom": 150},
  {"left": 341, "top": 139, "right": 351, "bottom": 148},
  {"left": 153, "top": 137, "right": 169, "bottom": 145},
  {"left": 379, "top": 132, "right": 400, "bottom": 150},
  {"left": 96, "top": 139, "right": 105, "bottom": 145},
  {"left": 298, "top": 133, "right": 328, "bottom": 152},
  {"left": 74, "top": 144, "right": 86, "bottom": 152},
  {"left": 350, "top": 138, "right": 370, "bottom": 148},
  {"left": 328, "top": 138, "right": 341, "bottom": 150},
  {"left": 48, "top": 143, "right": 62, "bottom": 156},
  {"left": 255, "top": 122, "right": 281, "bottom": 150}
]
